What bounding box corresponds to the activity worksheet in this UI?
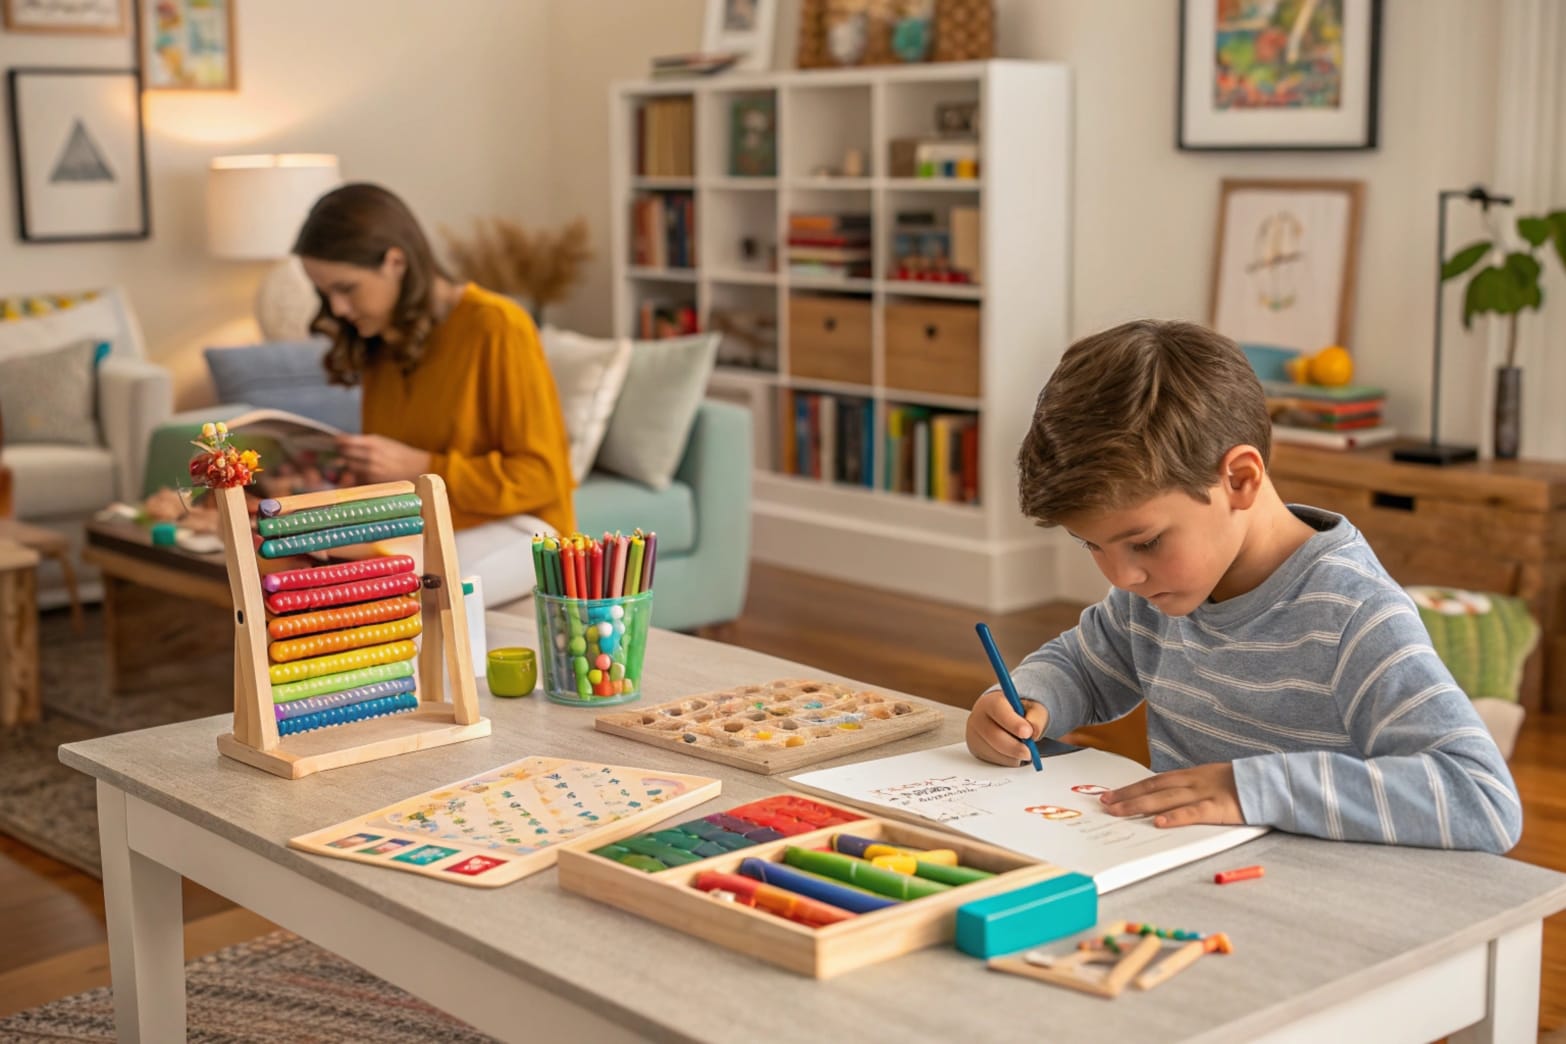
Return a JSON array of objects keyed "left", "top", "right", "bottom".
[{"left": 791, "top": 742, "right": 1266, "bottom": 893}]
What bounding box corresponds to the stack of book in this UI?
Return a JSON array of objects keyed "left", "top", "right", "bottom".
[
  {"left": 1264, "top": 381, "right": 1396, "bottom": 450},
  {"left": 786, "top": 213, "right": 871, "bottom": 282},
  {"left": 649, "top": 53, "right": 739, "bottom": 79},
  {"left": 635, "top": 97, "right": 694, "bottom": 177},
  {"left": 630, "top": 191, "right": 695, "bottom": 269},
  {"left": 885, "top": 405, "right": 979, "bottom": 504},
  {"left": 778, "top": 390, "right": 875, "bottom": 488}
]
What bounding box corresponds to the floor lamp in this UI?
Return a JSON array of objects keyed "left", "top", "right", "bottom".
[
  {"left": 206, "top": 154, "right": 341, "bottom": 341},
  {"left": 1392, "top": 184, "right": 1512, "bottom": 466}
]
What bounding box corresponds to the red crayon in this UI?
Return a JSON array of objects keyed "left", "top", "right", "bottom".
[
  {"left": 1214, "top": 864, "right": 1264, "bottom": 885},
  {"left": 590, "top": 542, "right": 604, "bottom": 600},
  {"left": 693, "top": 870, "right": 856, "bottom": 927},
  {"left": 574, "top": 538, "right": 589, "bottom": 596}
]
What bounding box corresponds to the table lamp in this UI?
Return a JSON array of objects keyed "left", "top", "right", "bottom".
[
  {"left": 206, "top": 154, "right": 341, "bottom": 341},
  {"left": 1392, "top": 185, "right": 1512, "bottom": 466}
]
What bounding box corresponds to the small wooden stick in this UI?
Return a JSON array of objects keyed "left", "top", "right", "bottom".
[
  {"left": 1100, "top": 934, "right": 1163, "bottom": 996},
  {"left": 1135, "top": 932, "right": 1233, "bottom": 992},
  {"left": 989, "top": 952, "right": 1119, "bottom": 998}
]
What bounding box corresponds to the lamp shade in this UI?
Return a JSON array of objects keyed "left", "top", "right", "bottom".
[{"left": 206, "top": 154, "right": 341, "bottom": 260}]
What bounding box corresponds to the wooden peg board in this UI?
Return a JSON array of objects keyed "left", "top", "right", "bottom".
[{"left": 594, "top": 678, "right": 944, "bottom": 775}]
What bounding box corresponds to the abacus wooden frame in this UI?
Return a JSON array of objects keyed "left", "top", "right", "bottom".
[{"left": 213, "top": 475, "right": 491, "bottom": 779}]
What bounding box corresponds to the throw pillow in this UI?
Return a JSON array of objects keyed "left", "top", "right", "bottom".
[
  {"left": 539, "top": 326, "right": 633, "bottom": 482},
  {"left": 595, "top": 332, "right": 719, "bottom": 490},
  {"left": 1406, "top": 586, "right": 1540, "bottom": 703},
  {"left": 0, "top": 338, "right": 103, "bottom": 445},
  {"left": 205, "top": 341, "right": 361, "bottom": 433}
]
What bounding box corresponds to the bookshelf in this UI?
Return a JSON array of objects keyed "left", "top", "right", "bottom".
[{"left": 610, "top": 62, "right": 1072, "bottom": 611}]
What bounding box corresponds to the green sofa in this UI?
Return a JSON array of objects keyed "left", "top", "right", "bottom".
[{"left": 142, "top": 399, "right": 752, "bottom": 632}]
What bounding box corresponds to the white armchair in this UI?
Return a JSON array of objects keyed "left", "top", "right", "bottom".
[{"left": 0, "top": 287, "right": 172, "bottom": 606}]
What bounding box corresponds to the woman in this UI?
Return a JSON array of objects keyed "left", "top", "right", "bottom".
[{"left": 293, "top": 182, "right": 575, "bottom": 605}]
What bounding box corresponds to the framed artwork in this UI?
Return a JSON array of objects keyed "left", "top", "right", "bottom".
[
  {"left": 1178, "top": 0, "right": 1382, "bottom": 151},
  {"left": 140, "top": 0, "right": 237, "bottom": 91},
  {"left": 2, "top": 0, "right": 127, "bottom": 33},
  {"left": 1210, "top": 178, "right": 1363, "bottom": 352},
  {"left": 7, "top": 69, "right": 150, "bottom": 243},
  {"left": 702, "top": 0, "right": 776, "bottom": 71}
]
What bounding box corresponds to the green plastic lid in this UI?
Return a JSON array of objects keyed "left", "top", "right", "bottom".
[{"left": 462, "top": 580, "right": 475, "bottom": 596}]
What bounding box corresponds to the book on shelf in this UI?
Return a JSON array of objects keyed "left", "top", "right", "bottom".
[
  {"left": 635, "top": 97, "right": 694, "bottom": 177},
  {"left": 790, "top": 742, "right": 1266, "bottom": 895},
  {"left": 728, "top": 96, "right": 777, "bottom": 176},
  {"left": 650, "top": 52, "right": 739, "bottom": 78},
  {"left": 883, "top": 404, "right": 979, "bottom": 504},
  {"left": 777, "top": 390, "right": 875, "bottom": 488},
  {"left": 1260, "top": 379, "right": 1386, "bottom": 404},
  {"left": 630, "top": 192, "right": 696, "bottom": 270},
  {"left": 1271, "top": 423, "right": 1399, "bottom": 450}
]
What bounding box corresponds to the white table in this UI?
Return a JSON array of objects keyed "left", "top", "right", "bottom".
[{"left": 62, "top": 618, "right": 1566, "bottom": 1043}]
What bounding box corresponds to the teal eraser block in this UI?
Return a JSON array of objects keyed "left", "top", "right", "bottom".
[{"left": 954, "top": 872, "right": 1098, "bottom": 958}]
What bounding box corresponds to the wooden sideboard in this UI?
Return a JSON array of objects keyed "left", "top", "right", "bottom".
[{"left": 1270, "top": 441, "right": 1566, "bottom": 715}]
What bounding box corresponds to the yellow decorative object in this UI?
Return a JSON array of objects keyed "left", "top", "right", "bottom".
[{"left": 1285, "top": 345, "right": 1354, "bottom": 387}]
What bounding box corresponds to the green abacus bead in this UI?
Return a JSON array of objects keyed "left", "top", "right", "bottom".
[
  {"left": 569, "top": 636, "right": 586, "bottom": 655},
  {"left": 610, "top": 663, "right": 625, "bottom": 681},
  {"left": 577, "top": 677, "right": 592, "bottom": 697},
  {"left": 573, "top": 656, "right": 589, "bottom": 676}
]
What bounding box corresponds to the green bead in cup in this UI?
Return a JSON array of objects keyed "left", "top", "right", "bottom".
[{"left": 486, "top": 647, "right": 537, "bottom": 698}]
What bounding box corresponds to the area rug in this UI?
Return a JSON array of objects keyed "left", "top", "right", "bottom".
[
  {"left": 0, "top": 929, "right": 493, "bottom": 1042},
  {"left": 0, "top": 607, "right": 233, "bottom": 876}
]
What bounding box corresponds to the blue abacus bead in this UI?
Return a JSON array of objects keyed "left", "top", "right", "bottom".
[
  {"left": 588, "top": 606, "right": 610, "bottom": 624},
  {"left": 600, "top": 632, "right": 619, "bottom": 655}
]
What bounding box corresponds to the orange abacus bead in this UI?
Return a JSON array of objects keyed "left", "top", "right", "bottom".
[{"left": 267, "top": 596, "right": 421, "bottom": 640}]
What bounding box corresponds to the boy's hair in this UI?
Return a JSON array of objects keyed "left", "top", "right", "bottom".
[{"left": 1017, "top": 320, "right": 1271, "bottom": 526}]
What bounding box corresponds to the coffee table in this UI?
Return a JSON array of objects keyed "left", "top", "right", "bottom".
[
  {"left": 81, "top": 517, "right": 231, "bottom": 692},
  {"left": 61, "top": 615, "right": 1566, "bottom": 1043}
]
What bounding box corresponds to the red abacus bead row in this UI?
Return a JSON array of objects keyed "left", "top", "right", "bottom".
[
  {"left": 265, "top": 573, "right": 421, "bottom": 615},
  {"left": 260, "top": 555, "right": 415, "bottom": 595},
  {"left": 268, "top": 616, "right": 424, "bottom": 664},
  {"left": 266, "top": 595, "right": 422, "bottom": 640}
]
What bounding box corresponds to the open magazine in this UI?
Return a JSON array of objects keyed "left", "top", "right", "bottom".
[
  {"left": 790, "top": 741, "right": 1266, "bottom": 894},
  {"left": 224, "top": 408, "right": 349, "bottom": 496}
]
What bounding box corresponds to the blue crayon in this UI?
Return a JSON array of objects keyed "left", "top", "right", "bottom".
[{"left": 737, "top": 858, "right": 899, "bottom": 914}]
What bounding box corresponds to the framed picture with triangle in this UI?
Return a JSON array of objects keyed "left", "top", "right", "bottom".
[{"left": 6, "top": 68, "right": 150, "bottom": 243}]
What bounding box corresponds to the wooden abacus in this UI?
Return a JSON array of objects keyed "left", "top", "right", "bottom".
[{"left": 212, "top": 475, "right": 490, "bottom": 779}]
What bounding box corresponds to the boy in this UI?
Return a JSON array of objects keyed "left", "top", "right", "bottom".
[{"left": 966, "top": 321, "right": 1521, "bottom": 853}]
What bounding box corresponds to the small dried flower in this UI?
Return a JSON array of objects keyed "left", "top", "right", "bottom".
[{"left": 188, "top": 421, "right": 262, "bottom": 488}]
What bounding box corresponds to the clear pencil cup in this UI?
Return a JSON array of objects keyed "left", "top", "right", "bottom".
[{"left": 533, "top": 588, "right": 652, "bottom": 706}]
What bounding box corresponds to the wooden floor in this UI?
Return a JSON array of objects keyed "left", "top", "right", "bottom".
[{"left": 0, "top": 561, "right": 1560, "bottom": 1032}]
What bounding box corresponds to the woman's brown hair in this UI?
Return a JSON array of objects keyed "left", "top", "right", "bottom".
[
  {"left": 292, "top": 183, "right": 453, "bottom": 386},
  {"left": 1016, "top": 320, "right": 1271, "bottom": 527}
]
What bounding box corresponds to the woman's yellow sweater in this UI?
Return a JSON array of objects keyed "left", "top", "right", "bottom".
[{"left": 361, "top": 284, "right": 576, "bottom": 536}]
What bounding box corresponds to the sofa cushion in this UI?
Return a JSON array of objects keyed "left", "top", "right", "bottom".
[
  {"left": 596, "top": 332, "right": 719, "bottom": 491},
  {"left": 0, "top": 287, "right": 144, "bottom": 363},
  {"left": 539, "top": 326, "right": 632, "bottom": 482},
  {"left": 574, "top": 473, "right": 696, "bottom": 555},
  {"left": 0, "top": 338, "right": 104, "bottom": 445},
  {"left": 2, "top": 443, "right": 117, "bottom": 517},
  {"left": 205, "top": 341, "right": 361, "bottom": 433}
]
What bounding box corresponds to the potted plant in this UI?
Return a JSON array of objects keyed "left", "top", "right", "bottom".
[{"left": 1441, "top": 208, "right": 1566, "bottom": 458}]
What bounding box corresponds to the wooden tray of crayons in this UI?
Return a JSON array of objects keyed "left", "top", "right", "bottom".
[
  {"left": 556, "top": 794, "right": 1060, "bottom": 978},
  {"left": 594, "top": 679, "right": 945, "bottom": 774}
]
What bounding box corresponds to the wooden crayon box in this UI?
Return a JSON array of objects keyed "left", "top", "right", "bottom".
[{"left": 556, "top": 813, "right": 1061, "bottom": 978}]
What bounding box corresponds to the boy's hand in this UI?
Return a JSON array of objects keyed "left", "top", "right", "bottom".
[
  {"left": 966, "top": 689, "right": 1050, "bottom": 766},
  {"left": 1099, "top": 763, "right": 1244, "bottom": 828}
]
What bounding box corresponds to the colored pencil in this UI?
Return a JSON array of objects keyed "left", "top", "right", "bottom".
[
  {"left": 642, "top": 531, "right": 657, "bottom": 592},
  {"left": 976, "top": 622, "right": 1043, "bottom": 771}
]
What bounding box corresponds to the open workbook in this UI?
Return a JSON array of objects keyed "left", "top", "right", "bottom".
[{"left": 790, "top": 742, "right": 1266, "bottom": 894}]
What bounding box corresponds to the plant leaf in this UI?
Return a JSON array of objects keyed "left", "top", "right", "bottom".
[
  {"left": 1517, "top": 216, "right": 1552, "bottom": 247},
  {"left": 1441, "top": 240, "right": 1492, "bottom": 281},
  {"left": 1504, "top": 250, "right": 1542, "bottom": 285},
  {"left": 1463, "top": 264, "right": 1523, "bottom": 327},
  {"left": 1548, "top": 211, "right": 1566, "bottom": 270}
]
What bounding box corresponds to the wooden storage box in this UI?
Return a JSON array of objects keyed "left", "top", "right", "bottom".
[
  {"left": 885, "top": 301, "right": 980, "bottom": 398},
  {"left": 788, "top": 295, "right": 872, "bottom": 386},
  {"left": 556, "top": 813, "right": 1058, "bottom": 978}
]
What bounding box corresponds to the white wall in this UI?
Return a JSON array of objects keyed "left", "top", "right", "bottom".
[{"left": 0, "top": 0, "right": 552, "bottom": 406}]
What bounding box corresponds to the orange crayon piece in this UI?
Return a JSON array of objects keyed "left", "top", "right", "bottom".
[{"left": 1214, "top": 864, "right": 1264, "bottom": 885}]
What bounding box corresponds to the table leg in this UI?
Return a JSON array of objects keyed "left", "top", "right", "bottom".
[
  {"left": 0, "top": 562, "right": 39, "bottom": 727},
  {"left": 49, "top": 548, "right": 85, "bottom": 634},
  {"left": 97, "top": 780, "right": 186, "bottom": 1042},
  {"left": 1449, "top": 920, "right": 1542, "bottom": 1043}
]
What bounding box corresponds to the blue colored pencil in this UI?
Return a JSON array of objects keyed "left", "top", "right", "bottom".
[{"left": 975, "top": 622, "right": 1043, "bottom": 772}]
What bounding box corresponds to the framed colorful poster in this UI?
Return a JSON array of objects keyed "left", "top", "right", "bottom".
[
  {"left": 1178, "top": 0, "right": 1382, "bottom": 151},
  {"left": 1210, "top": 178, "right": 1363, "bottom": 352},
  {"left": 2, "top": 0, "right": 127, "bottom": 34},
  {"left": 140, "top": 0, "right": 236, "bottom": 91},
  {"left": 7, "top": 68, "right": 150, "bottom": 243}
]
